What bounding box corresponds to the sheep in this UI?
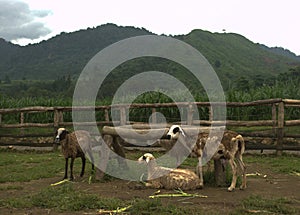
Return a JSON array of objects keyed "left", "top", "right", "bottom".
[
  {"left": 55, "top": 128, "right": 95, "bottom": 180},
  {"left": 166, "top": 125, "right": 247, "bottom": 191},
  {"left": 138, "top": 153, "right": 202, "bottom": 190}
]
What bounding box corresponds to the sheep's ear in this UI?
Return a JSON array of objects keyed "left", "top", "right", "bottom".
[
  {"left": 60, "top": 130, "right": 68, "bottom": 139},
  {"left": 178, "top": 127, "right": 186, "bottom": 137},
  {"left": 143, "top": 155, "right": 152, "bottom": 163}
]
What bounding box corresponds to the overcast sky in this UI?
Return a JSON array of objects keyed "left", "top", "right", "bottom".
[{"left": 1, "top": 0, "right": 300, "bottom": 55}]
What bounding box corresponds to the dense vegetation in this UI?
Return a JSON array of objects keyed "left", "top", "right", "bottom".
[
  {"left": 0, "top": 65, "right": 299, "bottom": 103},
  {"left": 0, "top": 66, "right": 299, "bottom": 126}
]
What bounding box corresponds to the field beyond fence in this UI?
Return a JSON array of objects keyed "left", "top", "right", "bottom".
[{"left": 0, "top": 98, "right": 300, "bottom": 154}]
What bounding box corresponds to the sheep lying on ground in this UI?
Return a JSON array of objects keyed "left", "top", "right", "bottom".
[
  {"left": 166, "top": 125, "right": 246, "bottom": 191},
  {"left": 55, "top": 128, "right": 94, "bottom": 180},
  {"left": 138, "top": 153, "right": 202, "bottom": 190}
]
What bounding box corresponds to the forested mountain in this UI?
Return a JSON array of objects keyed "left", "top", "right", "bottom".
[
  {"left": 0, "top": 24, "right": 154, "bottom": 80},
  {"left": 0, "top": 23, "right": 300, "bottom": 98}
]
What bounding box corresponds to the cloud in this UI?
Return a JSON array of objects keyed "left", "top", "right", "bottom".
[{"left": 0, "top": 0, "right": 51, "bottom": 41}]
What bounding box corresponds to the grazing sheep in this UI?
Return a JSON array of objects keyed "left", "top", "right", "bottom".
[
  {"left": 55, "top": 128, "right": 94, "bottom": 180},
  {"left": 138, "top": 153, "right": 202, "bottom": 190},
  {"left": 166, "top": 125, "right": 246, "bottom": 191}
]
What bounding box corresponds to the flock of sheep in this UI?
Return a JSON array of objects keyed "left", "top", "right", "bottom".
[{"left": 54, "top": 125, "right": 247, "bottom": 192}]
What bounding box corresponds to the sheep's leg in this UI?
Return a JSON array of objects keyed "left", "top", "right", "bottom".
[
  {"left": 228, "top": 159, "right": 237, "bottom": 192},
  {"left": 80, "top": 156, "right": 86, "bottom": 177},
  {"left": 236, "top": 154, "right": 247, "bottom": 189},
  {"left": 70, "top": 158, "right": 75, "bottom": 180},
  {"left": 145, "top": 181, "right": 162, "bottom": 189},
  {"left": 63, "top": 158, "right": 68, "bottom": 179},
  {"left": 113, "top": 137, "right": 128, "bottom": 170},
  {"left": 196, "top": 157, "right": 204, "bottom": 188},
  {"left": 87, "top": 151, "right": 95, "bottom": 172}
]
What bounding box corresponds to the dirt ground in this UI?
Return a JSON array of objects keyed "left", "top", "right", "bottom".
[{"left": 0, "top": 160, "right": 300, "bottom": 215}]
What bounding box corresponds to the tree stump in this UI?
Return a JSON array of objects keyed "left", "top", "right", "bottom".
[{"left": 214, "top": 159, "right": 226, "bottom": 187}]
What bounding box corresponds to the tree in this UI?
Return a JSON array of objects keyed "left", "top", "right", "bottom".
[
  {"left": 214, "top": 60, "right": 221, "bottom": 68},
  {"left": 4, "top": 75, "right": 11, "bottom": 84},
  {"left": 234, "top": 76, "right": 250, "bottom": 91}
]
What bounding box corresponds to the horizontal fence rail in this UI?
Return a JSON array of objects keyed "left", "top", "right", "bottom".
[{"left": 0, "top": 98, "right": 300, "bottom": 154}]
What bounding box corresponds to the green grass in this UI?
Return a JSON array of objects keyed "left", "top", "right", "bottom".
[
  {"left": 244, "top": 153, "right": 300, "bottom": 174},
  {"left": 0, "top": 149, "right": 95, "bottom": 183},
  {"left": 0, "top": 149, "right": 63, "bottom": 183},
  {"left": 1, "top": 149, "right": 299, "bottom": 184},
  {"left": 0, "top": 150, "right": 299, "bottom": 214},
  {"left": 0, "top": 183, "right": 126, "bottom": 212},
  {"left": 1, "top": 183, "right": 298, "bottom": 214},
  {"left": 0, "top": 185, "right": 23, "bottom": 191},
  {"left": 0, "top": 183, "right": 200, "bottom": 214},
  {"left": 232, "top": 195, "right": 299, "bottom": 215}
]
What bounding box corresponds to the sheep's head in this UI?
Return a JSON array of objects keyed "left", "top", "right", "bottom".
[
  {"left": 55, "top": 128, "right": 68, "bottom": 143},
  {"left": 138, "top": 153, "right": 155, "bottom": 164},
  {"left": 166, "top": 125, "right": 186, "bottom": 140}
]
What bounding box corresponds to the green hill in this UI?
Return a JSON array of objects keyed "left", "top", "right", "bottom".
[
  {"left": 0, "top": 24, "right": 153, "bottom": 80},
  {"left": 0, "top": 23, "right": 299, "bottom": 96},
  {"left": 179, "top": 30, "right": 300, "bottom": 86}
]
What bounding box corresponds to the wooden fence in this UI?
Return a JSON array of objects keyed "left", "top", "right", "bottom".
[{"left": 0, "top": 98, "right": 300, "bottom": 154}]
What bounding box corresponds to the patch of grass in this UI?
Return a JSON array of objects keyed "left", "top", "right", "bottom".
[
  {"left": 0, "top": 149, "right": 63, "bottom": 183},
  {"left": 244, "top": 153, "right": 300, "bottom": 174},
  {"left": 232, "top": 195, "right": 299, "bottom": 215},
  {"left": 0, "top": 183, "right": 200, "bottom": 214},
  {"left": 31, "top": 183, "right": 125, "bottom": 212},
  {"left": 0, "top": 196, "right": 31, "bottom": 209},
  {"left": 0, "top": 185, "right": 24, "bottom": 191},
  {"left": 0, "top": 183, "right": 126, "bottom": 212},
  {"left": 129, "top": 198, "right": 201, "bottom": 215},
  {"left": 0, "top": 149, "right": 94, "bottom": 183}
]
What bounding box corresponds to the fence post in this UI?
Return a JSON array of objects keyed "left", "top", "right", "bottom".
[
  {"left": 209, "top": 105, "right": 213, "bottom": 122},
  {"left": 20, "top": 112, "right": 25, "bottom": 135},
  {"left": 276, "top": 101, "right": 284, "bottom": 156},
  {"left": 54, "top": 109, "right": 59, "bottom": 128},
  {"left": 104, "top": 108, "right": 110, "bottom": 123},
  {"left": 58, "top": 110, "right": 63, "bottom": 124},
  {"left": 53, "top": 109, "right": 60, "bottom": 151},
  {"left": 151, "top": 108, "right": 157, "bottom": 124},
  {"left": 272, "top": 104, "right": 277, "bottom": 135},
  {"left": 187, "top": 103, "right": 193, "bottom": 125},
  {"left": 120, "top": 106, "right": 127, "bottom": 126}
]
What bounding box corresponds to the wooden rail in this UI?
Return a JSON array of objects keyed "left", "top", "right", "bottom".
[{"left": 0, "top": 98, "right": 300, "bottom": 154}]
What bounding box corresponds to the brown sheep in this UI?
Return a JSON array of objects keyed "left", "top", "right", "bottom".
[
  {"left": 166, "top": 125, "right": 246, "bottom": 191},
  {"left": 138, "top": 153, "right": 202, "bottom": 190},
  {"left": 55, "top": 128, "right": 94, "bottom": 180}
]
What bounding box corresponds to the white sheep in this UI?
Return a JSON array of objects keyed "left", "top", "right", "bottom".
[
  {"left": 138, "top": 153, "right": 202, "bottom": 190},
  {"left": 55, "top": 128, "right": 95, "bottom": 180},
  {"left": 166, "top": 125, "right": 247, "bottom": 191}
]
